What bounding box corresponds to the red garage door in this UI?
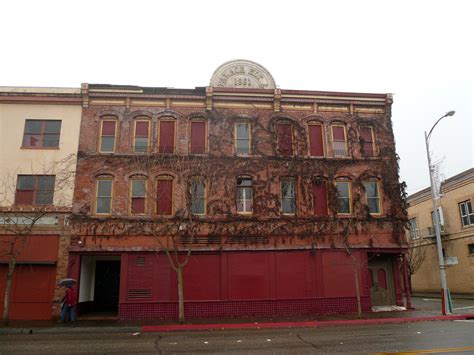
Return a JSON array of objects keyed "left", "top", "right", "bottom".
[{"left": 0, "top": 264, "right": 56, "bottom": 320}]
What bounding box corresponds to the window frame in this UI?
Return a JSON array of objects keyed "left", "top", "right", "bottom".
[
  {"left": 459, "top": 200, "right": 474, "bottom": 227},
  {"left": 156, "top": 175, "right": 174, "bottom": 216},
  {"left": 307, "top": 122, "right": 325, "bottom": 157},
  {"left": 468, "top": 243, "right": 474, "bottom": 256},
  {"left": 15, "top": 175, "right": 55, "bottom": 205},
  {"left": 276, "top": 122, "right": 294, "bottom": 156},
  {"left": 94, "top": 177, "right": 114, "bottom": 215},
  {"left": 133, "top": 119, "right": 151, "bottom": 153},
  {"left": 22, "top": 119, "right": 62, "bottom": 149},
  {"left": 331, "top": 124, "right": 348, "bottom": 157},
  {"left": 236, "top": 177, "right": 253, "bottom": 214},
  {"left": 280, "top": 177, "right": 296, "bottom": 215},
  {"left": 363, "top": 180, "right": 383, "bottom": 215},
  {"left": 312, "top": 178, "right": 328, "bottom": 216},
  {"left": 234, "top": 122, "right": 252, "bottom": 155},
  {"left": 190, "top": 119, "right": 208, "bottom": 155},
  {"left": 158, "top": 118, "right": 176, "bottom": 154},
  {"left": 98, "top": 119, "right": 118, "bottom": 153},
  {"left": 359, "top": 125, "right": 376, "bottom": 157},
  {"left": 190, "top": 177, "right": 206, "bottom": 216},
  {"left": 129, "top": 176, "right": 148, "bottom": 215},
  {"left": 409, "top": 217, "right": 419, "bottom": 240},
  {"left": 335, "top": 180, "right": 352, "bottom": 215}
]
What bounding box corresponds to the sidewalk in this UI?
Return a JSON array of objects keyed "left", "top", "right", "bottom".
[{"left": 1, "top": 297, "right": 473, "bottom": 335}]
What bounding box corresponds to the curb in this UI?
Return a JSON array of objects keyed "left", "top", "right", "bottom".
[
  {"left": 0, "top": 326, "right": 141, "bottom": 335},
  {"left": 141, "top": 314, "right": 474, "bottom": 333}
]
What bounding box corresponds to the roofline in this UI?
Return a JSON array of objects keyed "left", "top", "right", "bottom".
[{"left": 0, "top": 86, "right": 81, "bottom": 95}]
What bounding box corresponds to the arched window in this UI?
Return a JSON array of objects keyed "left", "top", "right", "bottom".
[
  {"left": 99, "top": 118, "right": 117, "bottom": 153},
  {"left": 156, "top": 175, "right": 173, "bottom": 216},
  {"left": 190, "top": 119, "right": 207, "bottom": 154},
  {"left": 236, "top": 176, "right": 253, "bottom": 214},
  {"left": 95, "top": 176, "right": 114, "bottom": 215},
  {"left": 331, "top": 124, "right": 348, "bottom": 157},
  {"left": 308, "top": 122, "right": 325, "bottom": 157},
  {"left": 281, "top": 177, "right": 296, "bottom": 214},
  {"left": 189, "top": 177, "right": 206, "bottom": 215},
  {"left": 312, "top": 178, "right": 328, "bottom": 216},
  {"left": 158, "top": 118, "right": 176, "bottom": 153},
  {"left": 276, "top": 121, "right": 294, "bottom": 156},
  {"left": 335, "top": 179, "right": 351, "bottom": 215},
  {"left": 359, "top": 125, "right": 376, "bottom": 157},
  {"left": 133, "top": 118, "right": 151, "bottom": 153},
  {"left": 129, "top": 176, "right": 147, "bottom": 215},
  {"left": 363, "top": 180, "right": 382, "bottom": 215}
]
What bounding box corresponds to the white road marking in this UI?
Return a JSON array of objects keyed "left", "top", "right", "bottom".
[
  {"left": 422, "top": 298, "right": 441, "bottom": 302},
  {"left": 453, "top": 306, "right": 474, "bottom": 310},
  {"left": 266, "top": 339, "right": 272, "bottom": 342}
]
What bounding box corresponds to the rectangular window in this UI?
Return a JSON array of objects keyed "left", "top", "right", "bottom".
[
  {"left": 332, "top": 125, "right": 348, "bottom": 157},
  {"left": 360, "top": 126, "right": 375, "bottom": 157},
  {"left": 409, "top": 218, "right": 419, "bottom": 239},
  {"left": 459, "top": 200, "right": 474, "bottom": 227},
  {"left": 281, "top": 177, "right": 296, "bottom": 214},
  {"left": 156, "top": 177, "right": 173, "bottom": 215},
  {"left": 100, "top": 120, "right": 117, "bottom": 153},
  {"left": 15, "top": 175, "right": 55, "bottom": 205},
  {"left": 22, "top": 120, "right": 61, "bottom": 148},
  {"left": 237, "top": 177, "right": 253, "bottom": 214},
  {"left": 312, "top": 180, "right": 328, "bottom": 216},
  {"left": 235, "top": 122, "right": 251, "bottom": 155},
  {"left": 190, "top": 179, "right": 206, "bottom": 215},
  {"left": 96, "top": 179, "right": 113, "bottom": 214},
  {"left": 159, "top": 120, "right": 175, "bottom": 153},
  {"left": 336, "top": 181, "right": 351, "bottom": 214},
  {"left": 134, "top": 120, "right": 150, "bottom": 153},
  {"left": 308, "top": 123, "right": 324, "bottom": 157},
  {"left": 190, "top": 121, "right": 206, "bottom": 154},
  {"left": 468, "top": 243, "right": 474, "bottom": 255},
  {"left": 130, "top": 178, "right": 147, "bottom": 214},
  {"left": 277, "top": 123, "right": 293, "bottom": 156},
  {"left": 364, "top": 181, "right": 381, "bottom": 214}
]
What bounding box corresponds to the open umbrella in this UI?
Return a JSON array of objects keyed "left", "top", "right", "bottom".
[{"left": 58, "top": 278, "right": 77, "bottom": 287}]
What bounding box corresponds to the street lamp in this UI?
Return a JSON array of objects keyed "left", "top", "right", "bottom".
[{"left": 424, "top": 110, "right": 455, "bottom": 315}]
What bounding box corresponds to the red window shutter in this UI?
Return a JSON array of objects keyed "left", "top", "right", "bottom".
[
  {"left": 191, "top": 121, "right": 206, "bottom": 154},
  {"left": 102, "top": 121, "right": 116, "bottom": 135},
  {"left": 277, "top": 124, "right": 293, "bottom": 156},
  {"left": 157, "top": 179, "right": 172, "bottom": 215},
  {"left": 131, "top": 198, "right": 145, "bottom": 214},
  {"left": 159, "top": 121, "right": 175, "bottom": 153},
  {"left": 135, "top": 121, "right": 149, "bottom": 137},
  {"left": 16, "top": 190, "right": 34, "bottom": 204},
  {"left": 360, "top": 127, "right": 374, "bottom": 157},
  {"left": 309, "top": 125, "right": 324, "bottom": 156},
  {"left": 312, "top": 181, "right": 328, "bottom": 216},
  {"left": 332, "top": 126, "right": 345, "bottom": 140}
]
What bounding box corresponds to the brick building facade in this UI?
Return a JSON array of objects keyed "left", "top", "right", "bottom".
[{"left": 68, "top": 61, "right": 409, "bottom": 320}]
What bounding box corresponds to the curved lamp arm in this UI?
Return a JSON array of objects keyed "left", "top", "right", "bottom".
[{"left": 427, "top": 111, "right": 455, "bottom": 141}]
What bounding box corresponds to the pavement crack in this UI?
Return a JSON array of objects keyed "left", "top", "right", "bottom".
[
  {"left": 296, "top": 334, "right": 320, "bottom": 349},
  {"left": 154, "top": 335, "right": 163, "bottom": 354}
]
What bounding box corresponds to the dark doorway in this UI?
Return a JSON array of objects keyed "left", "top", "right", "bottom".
[{"left": 93, "top": 260, "right": 120, "bottom": 312}]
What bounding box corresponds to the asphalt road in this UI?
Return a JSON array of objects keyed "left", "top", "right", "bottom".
[{"left": 1, "top": 320, "right": 474, "bottom": 354}]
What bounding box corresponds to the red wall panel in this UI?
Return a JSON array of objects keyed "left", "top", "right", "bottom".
[
  {"left": 184, "top": 254, "right": 221, "bottom": 300},
  {"left": 275, "top": 251, "right": 310, "bottom": 299},
  {"left": 321, "top": 251, "right": 365, "bottom": 297}
]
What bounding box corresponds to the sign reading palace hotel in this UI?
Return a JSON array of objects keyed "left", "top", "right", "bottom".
[{"left": 210, "top": 59, "right": 276, "bottom": 89}]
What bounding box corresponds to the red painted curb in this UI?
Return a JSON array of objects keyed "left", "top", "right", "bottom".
[{"left": 141, "top": 314, "right": 473, "bottom": 333}]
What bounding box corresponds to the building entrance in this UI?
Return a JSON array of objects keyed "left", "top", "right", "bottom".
[
  {"left": 78, "top": 255, "right": 120, "bottom": 316},
  {"left": 368, "top": 255, "right": 396, "bottom": 307}
]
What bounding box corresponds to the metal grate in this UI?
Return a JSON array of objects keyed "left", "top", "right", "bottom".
[
  {"left": 127, "top": 289, "right": 151, "bottom": 300},
  {"left": 136, "top": 256, "right": 145, "bottom": 266}
]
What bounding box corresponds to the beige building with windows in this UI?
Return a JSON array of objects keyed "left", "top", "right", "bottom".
[
  {"left": 0, "top": 87, "right": 82, "bottom": 320},
  {"left": 407, "top": 168, "right": 474, "bottom": 295}
]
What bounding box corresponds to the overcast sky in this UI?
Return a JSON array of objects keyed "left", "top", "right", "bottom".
[{"left": 1, "top": 0, "right": 472, "bottom": 195}]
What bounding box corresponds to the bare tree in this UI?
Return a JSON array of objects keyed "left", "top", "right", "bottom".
[
  {"left": 127, "top": 153, "right": 213, "bottom": 323},
  {"left": 0, "top": 155, "right": 76, "bottom": 324},
  {"left": 406, "top": 242, "right": 427, "bottom": 291}
]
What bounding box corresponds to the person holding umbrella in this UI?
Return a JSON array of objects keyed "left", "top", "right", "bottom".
[{"left": 58, "top": 278, "right": 76, "bottom": 323}]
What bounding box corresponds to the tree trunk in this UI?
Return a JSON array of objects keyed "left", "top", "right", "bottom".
[
  {"left": 3, "top": 258, "right": 16, "bottom": 324},
  {"left": 354, "top": 268, "right": 362, "bottom": 318},
  {"left": 177, "top": 266, "right": 185, "bottom": 324}
]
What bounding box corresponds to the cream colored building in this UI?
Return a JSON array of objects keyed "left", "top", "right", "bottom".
[
  {"left": 0, "top": 87, "right": 82, "bottom": 320},
  {"left": 407, "top": 168, "right": 474, "bottom": 295}
]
